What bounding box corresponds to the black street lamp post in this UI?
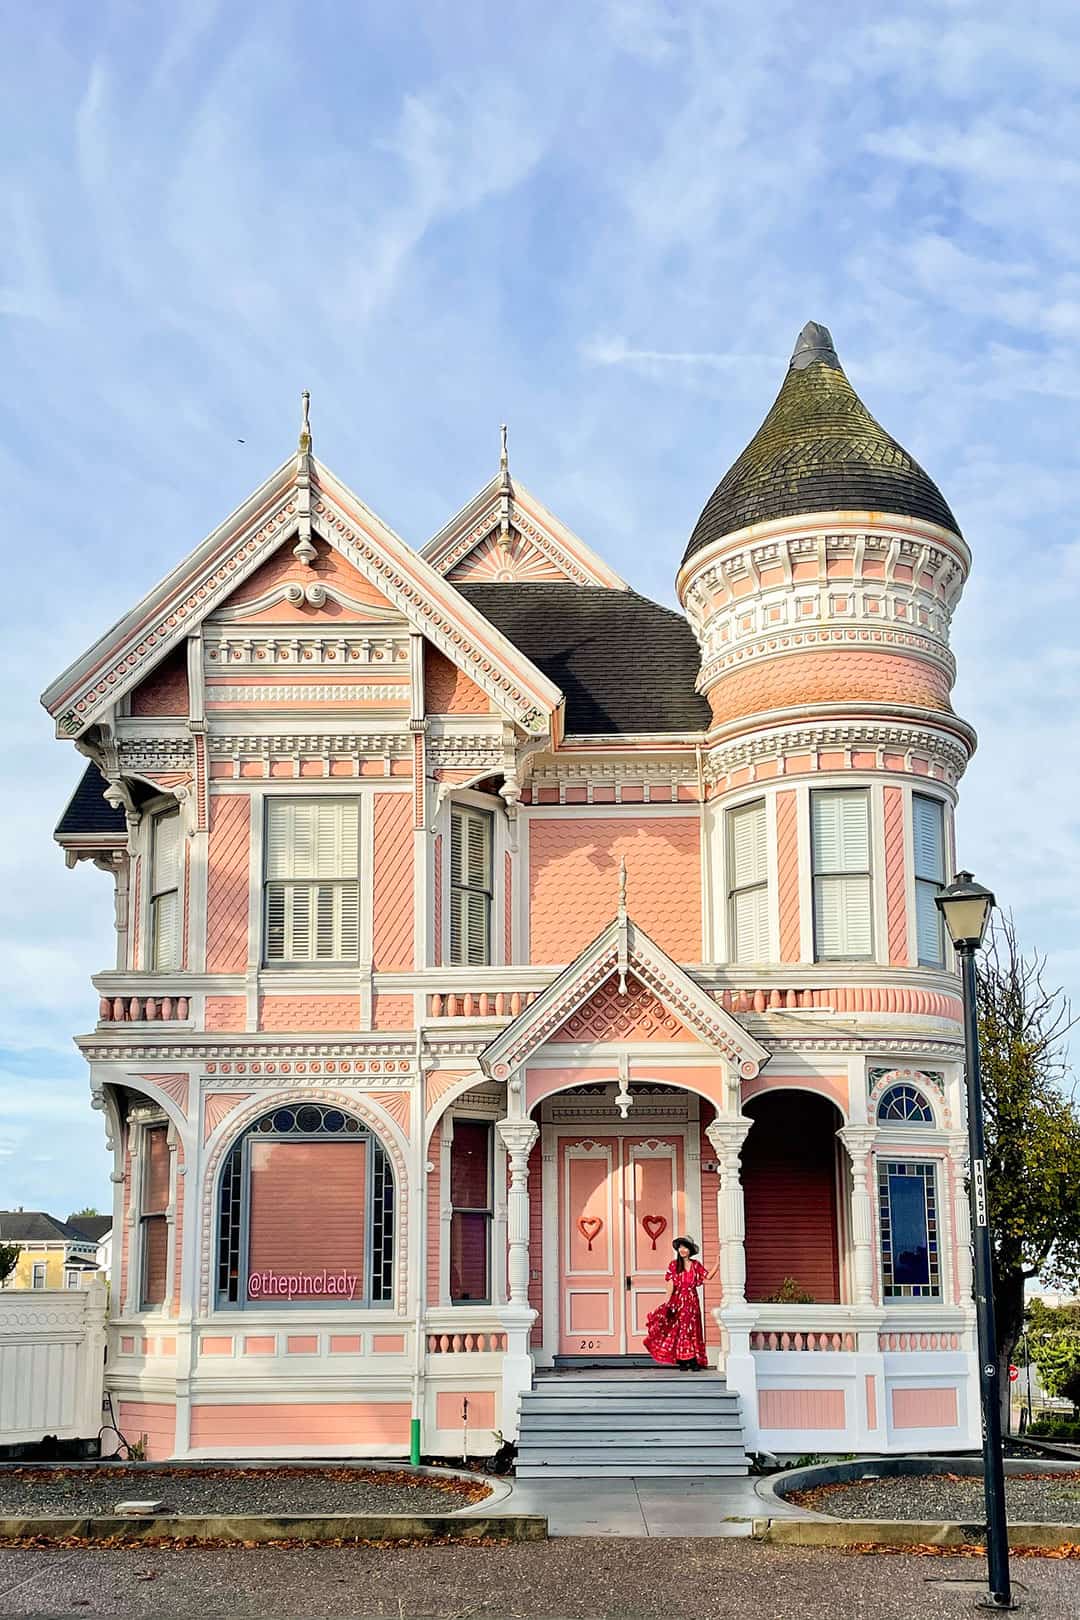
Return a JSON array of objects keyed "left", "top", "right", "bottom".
[{"left": 935, "top": 871, "right": 1013, "bottom": 1609}]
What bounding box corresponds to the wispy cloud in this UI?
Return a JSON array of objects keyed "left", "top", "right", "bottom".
[{"left": 2, "top": 0, "right": 1080, "bottom": 1209}]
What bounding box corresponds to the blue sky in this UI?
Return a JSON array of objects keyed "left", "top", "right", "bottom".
[{"left": 2, "top": 0, "right": 1079, "bottom": 1217}]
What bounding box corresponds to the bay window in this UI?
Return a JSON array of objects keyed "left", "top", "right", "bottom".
[
  {"left": 449, "top": 1119, "right": 493, "bottom": 1303},
  {"left": 811, "top": 789, "right": 872, "bottom": 960},
  {"left": 450, "top": 805, "right": 492, "bottom": 966},
  {"left": 913, "top": 794, "right": 946, "bottom": 966},
  {"left": 149, "top": 808, "right": 181, "bottom": 970},
  {"left": 728, "top": 798, "right": 769, "bottom": 962},
  {"left": 264, "top": 800, "right": 360, "bottom": 964},
  {"left": 140, "top": 1124, "right": 170, "bottom": 1309}
]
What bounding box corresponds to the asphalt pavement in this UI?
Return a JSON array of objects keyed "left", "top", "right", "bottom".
[{"left": 0, "top": 1538, "right": 1076, "bottom": 1619}]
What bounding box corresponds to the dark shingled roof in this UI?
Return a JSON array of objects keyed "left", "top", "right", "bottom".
[
  {"left": 67, "top": 1216, "right": 112, "bottom": 1243},
  {"left": 683, "top": 322, "right": 961, "bottom": 565},
  {"left": 0, "top": 1211, "right": 96, "bottom": 1244},
  {"left": 55, "top": 762, "right": 127, "bottom": 838},
  {"left": 457, "top": 583, "right": 710, "bottom": 735}
]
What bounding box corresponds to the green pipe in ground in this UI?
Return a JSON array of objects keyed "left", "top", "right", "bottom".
[{"left": 410, "top": 1418, "right": 421, "bottom": 1466}]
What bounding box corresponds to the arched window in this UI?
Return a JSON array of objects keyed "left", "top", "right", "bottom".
[
  {"left": 877, "top": 1083, "right": 934, "bottom": 1125},
  {"left": 216, "top": 1104, "right": 394, "bottom": 1307}
]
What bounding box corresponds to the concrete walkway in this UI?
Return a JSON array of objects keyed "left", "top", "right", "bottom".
[{"left": 479, "top": 1474, "right": 812, "bottom": 1537}]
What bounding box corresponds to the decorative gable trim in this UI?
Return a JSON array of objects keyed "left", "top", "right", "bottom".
[
  {"left": 422, "top": 476, "right": 628, "bottom": 590},
  {"left": 42, "top": 457, "right": 563, "bottom": 741},
  {"left": 479, "top": 917, "right": 769, "bottom": 1078}
]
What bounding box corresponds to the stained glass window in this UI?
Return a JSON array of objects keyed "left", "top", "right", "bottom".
[
  {"left": 877, "top": 1083, "right": 934, "bottom": 1124},
  {"left": 878, "top": 1160, "right": 940, "bottom": 1299}
]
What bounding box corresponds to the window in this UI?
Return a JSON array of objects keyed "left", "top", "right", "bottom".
[
  {"left": 877, "top": 1083, "right": 934, "bottom": 1125},
  {"left": 913, "top": 795, "right": 946, "bottom": 966},
  {"left": 811, "top": 790, "right": 872, "bottom": 960},
  {"left": 878, "top": 1160, "right": 940, "bottom": 1299},
  {"left": 65, "top": 1268, "right": 81, "bottom": 1289},
  {"left": 150, "top": 809, "right": 181, "bottom": 970},
  {"left": 728, "top": 800, "right": 769, "bottom": 962},
  {"left": 140, "top": 1125, "right": 170, "bottom": 1308},
  {"left": 32, "top": 1262, "right": 47, "bottom": 1289},
  {"left": 450, "top": 806, "right": 492, "bottom": 966},
  {"left": 265, "top": 801, "right": 360, "bottom": 963},
  {"left": 216, "top": 1105, "right": 395, "bottom": 1307},
  {"left": 450, "top": 1120, "right": 493, "bottom": 1302}
]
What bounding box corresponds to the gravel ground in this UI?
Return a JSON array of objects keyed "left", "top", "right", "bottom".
[
  {"left": 790, "top": 1470, "right": 1080, "bottom": 1523},
  {"left": 0, "top": 1539, "right": 1077, "bottom": 1619},
  {"left": 0, "top": 1466, "right": 487, "bottom": 1518}
]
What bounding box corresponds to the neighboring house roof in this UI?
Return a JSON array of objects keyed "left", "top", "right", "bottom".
[
  {"left": 67, "top": 1216, "right": 112, "bottom": 1243},
  {"left": 683, "top": 322, "right": 961, "bottom": 566},
  {"left": 55, "top": 762, "right": 127, "bottom": 838},
  {"left": 0, "top": 1211, "right": 96, "bottom": 1244},
  {"left": 456, "top": 583, "right": 711, "bottom": 736}
]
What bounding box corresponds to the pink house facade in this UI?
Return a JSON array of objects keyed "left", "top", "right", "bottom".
[{"left": 44, "top": 326, "right": 981, "bottom": 1462}]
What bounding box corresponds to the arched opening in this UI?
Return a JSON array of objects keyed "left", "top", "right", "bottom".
[
  {"left": 742, "top": 1090, "right": 844, "bottom": 1304},
  {"left": 215, "top": 1102, "right": 395, "bottom": 1308}
]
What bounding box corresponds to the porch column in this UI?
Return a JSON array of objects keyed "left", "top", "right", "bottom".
[
  {"left": 948, "top": 1131, "right": 982, "bottom": 1448},
  {"left": 497, "top": 1119, "right": 539, "bottom": 1305},
  {"left": 838, "top": 1126, "right": 878, "bottom": 1308},
  {"left": 496, "top": 1117, "right": 539, "bottom": 1439},
  {"left": 705, "top": 1116, "right": 753, "bottom": 1307}
]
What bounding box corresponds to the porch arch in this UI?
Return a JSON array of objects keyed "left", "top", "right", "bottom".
[{"left": 741, "top": 1089, "right": 846, "bottom": 1305}]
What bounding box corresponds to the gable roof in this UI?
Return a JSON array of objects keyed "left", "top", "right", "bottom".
[
  {"left": 0, "top": 1211, "right": 96, "bottom": 1244},
  {"left": 480, "top": 912, "right": 768, "bottom": 1079},
  {"left": 456, "top": 583, "right": 710, "bottom": 736},
  {"left": 684, "top": 322, "right": 961, "bottom": 566},
  {"left": 422, "top": 472, "right": 628, "bottom": 590},
  {"left": 55, "top": 762, "right": 127, "bottom": 839},
  {"left": 41, "top": 450, "right": 563, "bottom": 742}
]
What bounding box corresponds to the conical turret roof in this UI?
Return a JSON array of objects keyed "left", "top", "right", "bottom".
[{"left": 682, "top": 323, "right": 960, "bottom": 565}]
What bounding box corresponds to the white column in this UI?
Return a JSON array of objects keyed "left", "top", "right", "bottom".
[
  {"left": 495, "top": 1117, "right": 539, "bottom": 1440},
  {"left": 838, "top": 1125, "right": 878, "bottom": 1308},
  {"left": 705, "top": 1116, "right": 753, "bottom": 1308},
  {"left": 948, "top": 1131, "right": 975, "bottom": 1314}
]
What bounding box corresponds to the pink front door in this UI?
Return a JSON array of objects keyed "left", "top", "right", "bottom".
[{"left": 558, "top": 1134, "right": 685, "bottom": 1356}]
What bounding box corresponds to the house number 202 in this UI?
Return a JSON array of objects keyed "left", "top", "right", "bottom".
[{"left": 579, "top": 1339, "right": 600, "bottom": 1350}]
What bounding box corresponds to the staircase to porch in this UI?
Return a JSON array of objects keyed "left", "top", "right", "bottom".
[{"left": 515, "top": 1363, "right": 749, "bottom": 1478}]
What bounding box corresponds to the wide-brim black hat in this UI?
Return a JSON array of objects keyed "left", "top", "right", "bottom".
[{"left": 672, "top": 1236, "right": 699, "bottom": 1256}]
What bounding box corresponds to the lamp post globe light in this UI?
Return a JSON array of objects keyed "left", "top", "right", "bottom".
[{"left": 935, "top": 872, "right": 1013, "bottom": 1609}]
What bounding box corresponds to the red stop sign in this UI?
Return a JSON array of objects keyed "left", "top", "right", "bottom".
[{"left": 1009, "top": 1364, "right": 1019, "bottom": 1382}]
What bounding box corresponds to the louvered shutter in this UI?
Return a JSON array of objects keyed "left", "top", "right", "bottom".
[
  {"left": 150, "top": 811, "right": 181, "bottom": 970},
  {"left": 265, "top": 801, "right": 360, "bottom": 962},
  {"left": 729, "top": 801, "right": 769, "bottom": 962},
  {"left": 812, "top": 792, "right": 872, "bottom": 959},
  {"left": 913, "top": 795, "right": 945, "bottom": 965},
  {"left": 449, "top": 807, "right": 492, "bottom": 966}
]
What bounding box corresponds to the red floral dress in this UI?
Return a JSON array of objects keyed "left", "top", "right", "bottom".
[{"left": 644, "top": 1258, "right": 708, "bottom": 1367}]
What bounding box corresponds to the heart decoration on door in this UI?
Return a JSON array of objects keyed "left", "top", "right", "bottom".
[
  {"left": 641, "top": 1214, "right": 667, "bottom": 1250},
  {"left": 577, "top": 1216, "right": 603, "bottom": 1251}
]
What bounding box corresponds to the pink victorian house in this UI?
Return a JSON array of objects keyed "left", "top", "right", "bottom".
[{"left": 45, "top": 325, "right": 979, "bottom": 1471}]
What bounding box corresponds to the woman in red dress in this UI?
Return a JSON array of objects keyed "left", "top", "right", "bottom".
[{"left": 644, "top": 1237, "right": 716, "bottom": 1370}]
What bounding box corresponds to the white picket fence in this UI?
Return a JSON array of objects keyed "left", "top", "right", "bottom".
[{"left": 0, "top": 1286, "right": 107, "bottom": 1445}]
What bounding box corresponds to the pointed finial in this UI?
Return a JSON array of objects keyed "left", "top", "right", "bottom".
[
  {"left": 618, "top": 857, "right": 627, "bottom": 918},
  {"left": 299, "top": 389, "right": 312, "bottom": 453},
  {"left": 790, "top": 322, "right": 839, "bottom": 372},
  {"left": 500, "top": 422, "right": 509, "bottom": 473}
]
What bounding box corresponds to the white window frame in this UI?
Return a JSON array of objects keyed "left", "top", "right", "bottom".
[
  {"left": 65, "top": 1267, "right": 81, "bottom": 1289},
  {"left": 811, "top": 788, "right": 873, "bottom": 961},
  {"left": 149, "top": 806, "right": 182, "bottom": 971},
  {"left": 912, "top": 793, "right": 947, "bottom": 967},
  {"left": 727, "top": 797, "right": 770, "bottom": 964},
  {"left": 449, "top": 804, "right": 493, "bottom": 967},
  {"left": 32, "top": 1261, "right": 47, "bottom": 1289},
  {"left": 263, "top": 798, "right": 362, "bottom": 966}
]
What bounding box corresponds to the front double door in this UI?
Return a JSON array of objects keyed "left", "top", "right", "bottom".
[{"left": 558, "top": 1134, "right": 688, "bottom": 1356}]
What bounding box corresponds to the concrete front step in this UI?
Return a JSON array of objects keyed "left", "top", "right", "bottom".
[
  {"left": 515, "top": 1460, "right": 750, "bottom": 1478},
  {"left": 521, "top": 1397, "right": 741, "bottom": 1416},
  {"left": 519, "top": 1442, "right": 748, "bottom": 1462},
  {"left": 521, "top": 1418, "right": 744, "bottom": 1439}
]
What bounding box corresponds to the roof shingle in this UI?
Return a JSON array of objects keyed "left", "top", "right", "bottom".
[
  {"left": 55, "top": 762, "right": 127, "bottom": 839},
  {"left": 683, "top": 322, "right": 960, "bottom": 565},
  {"left": 456, "top": 583, "right": 709, "bottom": 735}
]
